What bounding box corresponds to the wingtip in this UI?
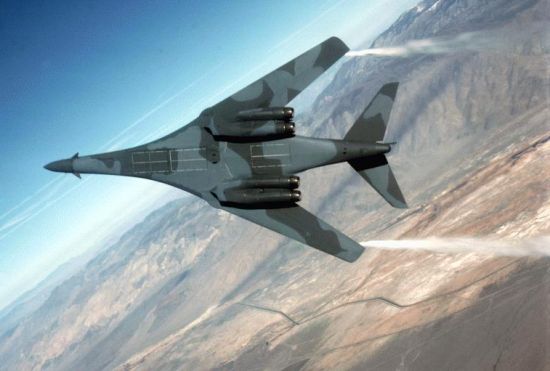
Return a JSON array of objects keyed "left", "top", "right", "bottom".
[
  {"left": 394, "top": 201, "right": 409, "bottom": 209},
  {"left": 335, "top": 242, "right": 365, "bottom": 263},
  {"left": 380, "top": 82, "right": 400, "bottom": 99},
  {"left": 325, "top": 36, "right": 350, "bottom": 53},
  {"left": 339, "top": 248, "right": 365, "bottom": 263}
]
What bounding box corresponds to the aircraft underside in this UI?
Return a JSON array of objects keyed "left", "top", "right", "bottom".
[{"left": 45, "top": 37, "right": 407, "bottom": 262}]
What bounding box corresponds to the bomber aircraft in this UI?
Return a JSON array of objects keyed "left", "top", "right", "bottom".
[{"left": 45, "top": 37, "right": 407, "bottom": 262}]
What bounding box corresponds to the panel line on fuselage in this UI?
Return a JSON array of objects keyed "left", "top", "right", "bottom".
[
  {"left": 131, "top": 148, "right": 208, "bottom": 174},
  {"left": 249, "top": 142, "right": 291, "bottom": 170}
]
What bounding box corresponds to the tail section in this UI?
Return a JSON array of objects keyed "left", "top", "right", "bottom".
[
  {"left": 348, "top": 155, "right": 408, "bottom": 208},
  {"left": 346, "top": 82, "right": 408, "bottom": 209}
]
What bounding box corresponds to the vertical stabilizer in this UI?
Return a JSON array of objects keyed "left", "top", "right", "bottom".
[{"left": 345, "top": 82, "right": 399, "bottom": 143}]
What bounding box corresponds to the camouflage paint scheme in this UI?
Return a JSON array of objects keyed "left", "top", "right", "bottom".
[{"left": 45, "top": 37, "right": 407, "bottom": 263}]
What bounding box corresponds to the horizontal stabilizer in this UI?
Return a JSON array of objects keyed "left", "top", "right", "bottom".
[{"left": 349, "top": 155, "right": 407, "bottom": 209}]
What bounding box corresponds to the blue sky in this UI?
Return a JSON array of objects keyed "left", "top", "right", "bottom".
[{"left": 0, "top": 0, "right": 418, "bottom": 309}]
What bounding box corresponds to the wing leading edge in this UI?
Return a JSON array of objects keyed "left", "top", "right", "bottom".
[
  {"left": 221, "top": 205, "right": 365, "bottom": 262},
  {"left": 204, "top": 37, "right": 349, "bottom": 121}
]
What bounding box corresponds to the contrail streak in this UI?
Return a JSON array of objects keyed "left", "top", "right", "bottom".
[
  {"left": 0, "top": 176, "right": 63, "bottom": 222},
  {"left": 0, "top": 177, "right": 71, "bottom": 236},
  {"left": 0, "top": 62, "right": 227, "bottom": 240},
  {"left": 0, "top": 178, "right": 91, "bottom": 242},
  {"left": 362, "top": 237, "right": 550, "bottom": 257},
  {"left": 345, "top": 33, "right": 485, "bottom": 57},
  {"left": 100, "top": 61, "right": 225, "bottom": 152},
  {"left": 204, "top": 0, "right": 351, "bottom": 109},
  {"left": 346, "top": 23, "right": 549, "bottom": 58},
  {"left": 269, "top": 0, "right": 350, "bottom": 52}
]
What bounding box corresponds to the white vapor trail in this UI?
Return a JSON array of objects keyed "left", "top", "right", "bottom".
[
  {"left": 362, "top": 237, "right": 550, "bottom": 257},
  {"left": 346, "top": 23, "right": 549, "bottom": 58},
  {"left": 345, "top": 32, "right": 486, "bottom": 57}
]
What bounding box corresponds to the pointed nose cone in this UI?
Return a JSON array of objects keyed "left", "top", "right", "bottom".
[{"left": 44, "top": 158, "right": 73, "bottom": 173}]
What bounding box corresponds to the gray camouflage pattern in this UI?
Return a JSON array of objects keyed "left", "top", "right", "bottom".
[
  {"left": 45, "top": 37, "right": 407, "bottom": 263},
  {"left": 346, "top": 82, "right": 407, "bottom": 209}
]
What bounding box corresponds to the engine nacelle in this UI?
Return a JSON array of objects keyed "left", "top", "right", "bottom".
[
  {"left": 206, "top": 120, "right": 295, "bottom": 138},
  {"left": 218, "top": 188, "right": 301, "bottom": 205},
  {"left": 236, "top": 107, "right": 294, "bottom": 122},
  {"left": 236, "top": 176, "right": 300, "bottom": 189}
]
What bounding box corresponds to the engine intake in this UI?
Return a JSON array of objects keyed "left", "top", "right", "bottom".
[{"left": 236, "top": 107, "right": 294, "bottom": 122}]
